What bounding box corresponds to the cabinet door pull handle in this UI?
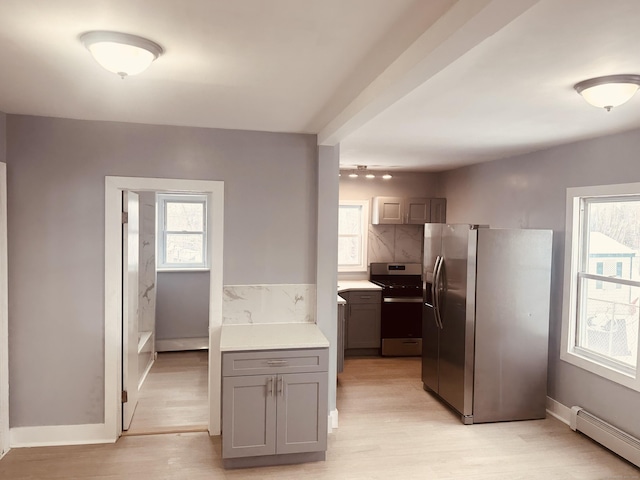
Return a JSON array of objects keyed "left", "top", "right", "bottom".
[
  {"left": 278, "top": 376, "right": 283, "bottom": 395},
  {"left": 267, "top": 377, "right": 273, "bottom": 396},
  {"left": 266, "top": 360, "right": 289, "bottom": 366},
  {"left": 360, "top": 296, "right": 371, "bottom": 300}
]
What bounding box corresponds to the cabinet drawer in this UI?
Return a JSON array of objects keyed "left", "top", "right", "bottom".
[
  {"left": 345, "top": 291, "right": 381, "bottom": 304},
  {"left": 223, "top": 348, "right": 328, "bottom": 377}
]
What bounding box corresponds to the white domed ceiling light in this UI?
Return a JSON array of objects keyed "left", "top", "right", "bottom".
[
  {"left": 80, "top": 31, "right": 163, "bottom": 78},
  {"left": 574, "top": 74, "right": 640, "bottom": 112}
]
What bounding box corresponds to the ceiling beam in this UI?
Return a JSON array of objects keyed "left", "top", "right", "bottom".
[{"left": 317, "top": 0, "right": 540, "bottom": 146}]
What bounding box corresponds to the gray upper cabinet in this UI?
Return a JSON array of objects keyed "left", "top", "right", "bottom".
[
  {"left": 222, "top": 348, "right": 328, "bottom": 465},
  {"left": 372, "top": 196, "right": 446, "bottom": 224},
  {"left": 405, "top": 197, "right": 431, "bottom": 224},
  {"left": 371, "top": 196, "right": 404, "bottom": 224}
]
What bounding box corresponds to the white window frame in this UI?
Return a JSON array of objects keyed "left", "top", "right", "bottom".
[
  {"left": 338, "top": 200, "right": 369, "bottom": 273},
  {"left": 561, "top": 182, "right": 640, "bottom": 392},
  {"left": 157, "top": 193, "right": 209, "bottom": 270}
]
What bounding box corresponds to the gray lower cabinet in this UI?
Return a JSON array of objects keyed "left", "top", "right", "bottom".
[
  {"left": 343, "top": 291, "right": 381, "bottom": 353},
  {"left": 222, "top": 348, "right": 328, "bottom": 467}
]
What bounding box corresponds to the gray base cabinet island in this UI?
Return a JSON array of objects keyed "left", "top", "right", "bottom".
[
  {"left": 340, "top": 289, "right": 382, "bottom": 356},
  {"left": 220, "top": 324, "right": 330, "bottom": 469}
]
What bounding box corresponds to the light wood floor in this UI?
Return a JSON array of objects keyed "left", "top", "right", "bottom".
[
  {"left": 125, "top": 351, "right": 209, "bottom": 435},
  {"left": 1, "top": 356, "right": 638, "bottom": 479}
]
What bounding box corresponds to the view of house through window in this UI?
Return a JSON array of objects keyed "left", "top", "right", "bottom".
[
  {"left": 157, "top": 194, "right": 208, "bottom": 269},
  {"left": 576, "top": 199, "right": 640, "bottom": 372}
]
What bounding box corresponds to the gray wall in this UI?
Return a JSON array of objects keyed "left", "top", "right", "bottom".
[
  {"left": 339, "top": 171, "right": 442, "bottom": 200},
  {"left": 441, "top": 128, "right": 640, "bottom": 438},
  {"left": 6, "top": 115, "right": 317, "bottom": 427},
  {"left": 156, "top": 271, "right": 209, "bottom": 340},
  {"left": 317, "top": 145, "right": 340, "bottom": 415}
]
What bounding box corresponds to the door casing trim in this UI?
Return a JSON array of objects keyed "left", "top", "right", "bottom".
[{"left": 105, "top": 176, "right": 224, "bottom": 440}]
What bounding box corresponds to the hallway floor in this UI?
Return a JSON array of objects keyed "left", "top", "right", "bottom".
[{"left": 125, "top": 350, "right": 208, "bottom": 436}]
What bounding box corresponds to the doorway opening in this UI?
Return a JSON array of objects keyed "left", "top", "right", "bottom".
[
  {"left": 123, "top": 190, "right": 211, "bottom": 436},
  {"left": 104, "top": 176, "right": 224, "bottom": 441}
]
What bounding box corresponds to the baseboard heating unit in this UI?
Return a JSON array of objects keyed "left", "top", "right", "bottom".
[{"left": 570, "top": 406, "right": 640, "bottom": 468}]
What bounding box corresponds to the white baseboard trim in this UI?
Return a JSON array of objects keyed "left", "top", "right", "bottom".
[
  {"left": 328, "top": 409, "right": 339, "bottom": 433},
  {"left": 546, "top": 396, "right": 571, "bottom": 426},
  {"left": 156, "top": 337, "right": 209, "bottom": 352},
  {"left": 10, "top": 423, "right": 115, "bottom": 448}
]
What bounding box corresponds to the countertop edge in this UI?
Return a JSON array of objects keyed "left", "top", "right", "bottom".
[{"left": 220, "top": 323, "right": 330, "bottom": 352}]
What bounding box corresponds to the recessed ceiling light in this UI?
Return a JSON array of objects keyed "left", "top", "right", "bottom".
[{"left": 80, "top": 31, "right": 163, "bottom": 78}]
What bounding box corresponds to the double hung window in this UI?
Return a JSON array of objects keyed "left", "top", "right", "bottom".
[
  {"left": 338, "top": 201, "right": 368, "bottom": 272},
  {"left": 157, "top": 194, "right": 208, "bottom": 269},
  {"left": 562, "top": 183, "right": 640, "bottom": 391}
]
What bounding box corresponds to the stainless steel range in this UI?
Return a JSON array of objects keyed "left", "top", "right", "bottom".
[{"left": 370, "top": 262, "right": 423, "bottom": 356}]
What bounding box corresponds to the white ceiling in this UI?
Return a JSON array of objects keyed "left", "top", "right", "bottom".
[{"left": 1, "top": 0, "right": 640, "bottom": 172}]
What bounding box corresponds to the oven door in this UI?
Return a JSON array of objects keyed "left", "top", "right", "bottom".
[{"left": 380, "top": 297, "right": 422, "bottom": 356}]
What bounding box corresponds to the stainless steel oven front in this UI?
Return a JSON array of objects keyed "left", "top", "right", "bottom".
[{"left": 370, "top": 263, "right": 423, "bottom": 356}]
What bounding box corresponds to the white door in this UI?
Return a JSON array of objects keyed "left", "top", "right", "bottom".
[
  {"left": 122, "top": 191, "right": 140, "bottom": 431},
  {"left": 0, "top": 163, "right": 8, "bottom": 457}
]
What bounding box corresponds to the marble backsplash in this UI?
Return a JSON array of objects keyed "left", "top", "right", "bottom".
[
  {"left": 368, "top": 224, "right": 423, "bottom": 264},
  {"left": 223, "top": 284, "right": 316, "bottom": 325},
  {"left": 138, "top": 191, "right": 157, "bottom": 334}
]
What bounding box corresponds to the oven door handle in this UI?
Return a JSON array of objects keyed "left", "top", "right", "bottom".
[{"left": 383, "top": 297, "right": 423, "bottom": 303}]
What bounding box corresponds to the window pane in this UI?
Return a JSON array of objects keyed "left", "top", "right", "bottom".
[
  {"left": 338, "top": 236, "right": 360, "bottom": 266},
  {"left": 339, "top": 205, "right": 363, "bottom": 235},
  {"left": 166, "top": 202, "right": 204, "bottom": 231},
  {"left": 578, "top": 277, "right": 639, "bottom": 369},
  {"left": 165, "top": 233, "right": 204, "bottom": 264},
  {"left": 585, "top": 201, "right": 640, "bottom": 277}
]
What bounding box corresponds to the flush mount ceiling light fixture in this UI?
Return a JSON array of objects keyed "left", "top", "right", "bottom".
[
  {"left": 574, "top": 74, "right": 640, "bottom": 111},
  {"left": 80, "top": 31, "right": 163, "bottom": 78}
]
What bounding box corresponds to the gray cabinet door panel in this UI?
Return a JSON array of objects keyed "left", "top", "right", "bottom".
[
  {"left": 276, "top": 373, "right": 328, "bottom": 455},
  {"left": 406, "top": 197, "right": 430, "bottom": 224},
  {"left": 347, "top": 303, "right": 381, "bottom": 349},
  {"left": 222, "top": 375, "right": 276, "bottom": 458},
  {"left": 430, "top": 198, "right": 447, "bottom": 223}
]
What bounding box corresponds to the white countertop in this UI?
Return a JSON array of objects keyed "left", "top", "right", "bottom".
[
  {"left": 337, "top": 280, "right": 382, "bottom": 293},
  {"left": 220, "top": 323, "right": 330, "bottom": 352}
]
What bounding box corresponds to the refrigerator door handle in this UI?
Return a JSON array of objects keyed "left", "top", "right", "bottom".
[{"left": 433, "top": 256, "right": 443, "bottom": 329}]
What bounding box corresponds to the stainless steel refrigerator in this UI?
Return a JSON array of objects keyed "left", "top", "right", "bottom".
[{"left": 422, "top": 224, "right": 552, "bottom": 424}]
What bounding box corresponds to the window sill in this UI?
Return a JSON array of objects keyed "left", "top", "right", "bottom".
[{"left": 157, "top": 267, "right": 211, "bottom": 273}]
